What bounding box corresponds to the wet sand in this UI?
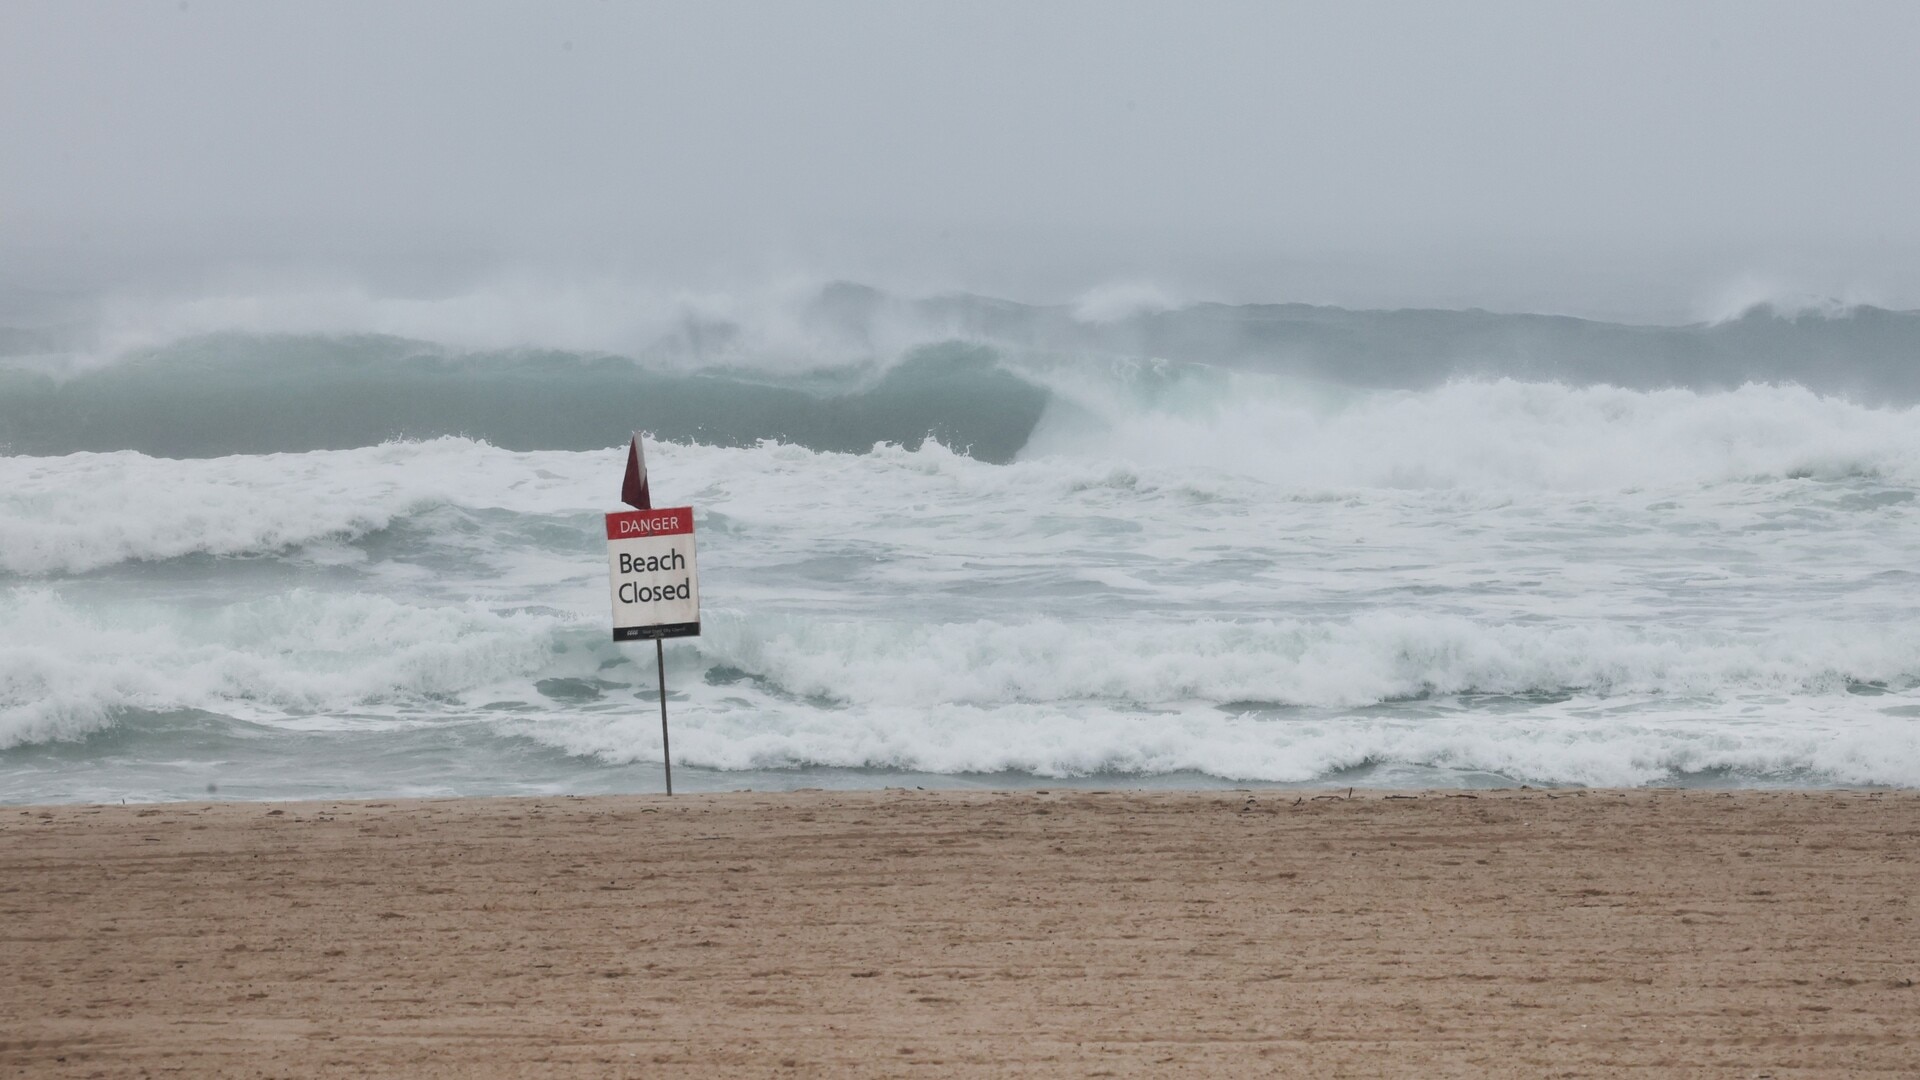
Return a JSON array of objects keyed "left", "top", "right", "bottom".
[{"left": 3, "top": 788, "right": 1916, "bottom": 1077}]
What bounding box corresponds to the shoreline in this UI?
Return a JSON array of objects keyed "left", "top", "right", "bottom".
[
  {"left": 5, "top": 774, "right": 1894, "bottom": 807},
  {"left": 5, "top": 788, "right": 1917, "bottom": 1077}
]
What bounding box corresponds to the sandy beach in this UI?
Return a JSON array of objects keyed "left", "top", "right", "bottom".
[{"left": 3, "top": 788, "right": 1916, "bottom": 1077}]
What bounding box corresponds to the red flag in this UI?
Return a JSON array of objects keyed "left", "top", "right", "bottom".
[{"left": 620, "top": 432, "right": 651, "bottom": 510}]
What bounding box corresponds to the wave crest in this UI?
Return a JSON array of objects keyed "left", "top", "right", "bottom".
[
  {"left": 695, "top": 611, "right": 1920, "bottom": 710},
  {"left": 0, "top": 588, "right": 572, "bottom": 748}
]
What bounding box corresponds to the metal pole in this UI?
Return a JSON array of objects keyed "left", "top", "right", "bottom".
[{"left": 656, "top": 638, "right": 673, "bottom": 795}]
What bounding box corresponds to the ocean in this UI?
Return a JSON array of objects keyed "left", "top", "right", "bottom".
[{"left": 4, "top": 284, "right": 1918, "bottom": 802}]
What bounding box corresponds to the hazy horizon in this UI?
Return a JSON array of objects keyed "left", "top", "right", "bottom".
[{"left": 6, "top": 1, "right": 1920, "bottom": 323}]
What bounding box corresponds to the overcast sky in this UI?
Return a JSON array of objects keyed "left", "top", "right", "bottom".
[{"left": 4, "top": 0, "right": 1919, "bottom": 318}]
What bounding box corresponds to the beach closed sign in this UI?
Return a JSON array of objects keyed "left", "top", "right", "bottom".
[{"left": 606, "top": 507, "right": 700, "bottom": 641}]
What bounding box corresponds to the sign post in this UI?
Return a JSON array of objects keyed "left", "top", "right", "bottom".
[{"left": 606, "top": 434, "right": 699, "bottom": 794}]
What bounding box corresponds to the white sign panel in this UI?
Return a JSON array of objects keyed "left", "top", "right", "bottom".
[{"left": 606, "top": 507, "right": 700, "bottom": 640}]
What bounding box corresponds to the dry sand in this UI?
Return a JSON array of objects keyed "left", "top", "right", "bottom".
[{"left": 2, "top": 788, "right": 1916, "bottom": 1077}]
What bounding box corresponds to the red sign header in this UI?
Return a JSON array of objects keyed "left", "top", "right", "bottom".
[{"left": 606, "top": 507, "right": 694, "bottom": 540}]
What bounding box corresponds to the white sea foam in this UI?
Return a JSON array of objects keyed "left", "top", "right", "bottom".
[
  {"left": 6, "top": 371, "right": 1920, "bottom": 792},
  {"left": 1025, "top": 371, "right": 1920, "bottom": 490},
  {"left": 525, "top": 696, "right": 1920, "bottom": 789},
  {"left": 0, "top": 440, "right": 593, "bottom": 575},
  {"left": 0, "top": 587, "right": 575, "bottom": 748},
  {"left": 7, "top": 375, "right": 1920, "bottom": 577},
  {"left": 1695, "top": 274, "right": 1882, "bottom": 325},
  {"left": 691, "top": 611, "right": 1920, "bottom": 710},
  {"left": 1070, "top": 281, "right": 1180, "bottom": 323},
  {"left": 12, "top": 571, "right": 1915, "bottom": 782}
]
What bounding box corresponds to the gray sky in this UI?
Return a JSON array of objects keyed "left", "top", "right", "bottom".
[{"left": 5, "top": 0, "right": 1919, "bottom": 318}]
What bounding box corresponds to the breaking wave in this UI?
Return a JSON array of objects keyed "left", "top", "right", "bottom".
[
  {"left": 0, "top": 336, "right": 1048, "bottom": 462},
  {"left": 8, "top": 282, "right": 1920, "bottom": 463},
  {"left": 10, "top": 586, "right": 1920, "bottom": 789},
  {"left": 8, "top": 282, "right": 1920, "bottom": 797},
  {"left": 0, "top": 588, "right": 574, "bottom": 749},
  {"left": 692, "top": 611, "right": 1920, "bottom": 711},
  {"left": 1026, "top": 373, "right": 1920, "bottom": 489},
  {"left": 6, "top": 371, "right": 1920, "bottom": 579}
]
